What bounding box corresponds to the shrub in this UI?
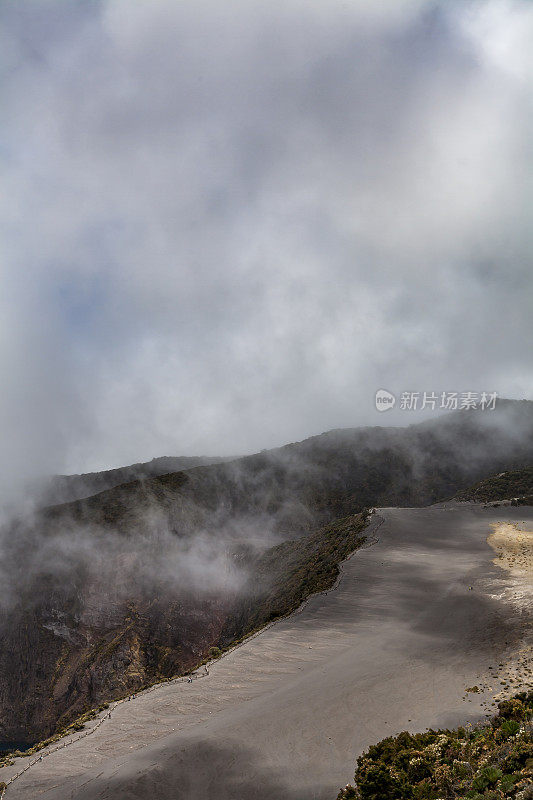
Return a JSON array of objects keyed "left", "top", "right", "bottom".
[
  {"left": 336, "top": 786, "right": 358, "bottom": 799},
  {"left": 472, "top": 765, "right": 502, "bottom": 791},
  {"left": 357, "top": 763, "right": 405, "bottom": 799},
  {"left": 342, "top": 691, "right": 532, "bottom": 800},
  {"left": 499, "top": 719, "right": 521, "bottom": 739},
  {"left": 499, "top": 773, "right": 518, "bottom": 792}
]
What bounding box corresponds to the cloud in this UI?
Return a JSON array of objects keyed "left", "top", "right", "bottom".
[
  {"left": 0, "top": 0, "right": 531, "bottom": 489},
  {"left": 0, "top": 505, "right": 250, "bottom": 618}
]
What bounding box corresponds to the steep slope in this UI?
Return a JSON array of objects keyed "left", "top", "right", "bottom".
[
  {"left": 455, "top": 466, "right": 533, "bottom": 504},
  {"left": 0, "top": 512, "right": 368, "bottom": 746},
  {"left": 1, "top": 401, "right": 532, "bottom": 746}
]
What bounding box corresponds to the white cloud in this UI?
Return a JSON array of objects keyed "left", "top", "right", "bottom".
[
  {"left": 458, "top": 0, "right": 533, "bottom": 80},
  {"left": 0, "top": 0, "right": 531, "bottom": 487}
]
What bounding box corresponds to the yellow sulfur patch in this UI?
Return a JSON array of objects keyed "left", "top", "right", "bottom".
[{"left": 488, "top": 522, "right": 533, "bottom": 582}]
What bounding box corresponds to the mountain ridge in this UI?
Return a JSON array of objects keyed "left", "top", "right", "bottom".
[{"left": 1, "top": 400, "right": 532, "bottom": 746}]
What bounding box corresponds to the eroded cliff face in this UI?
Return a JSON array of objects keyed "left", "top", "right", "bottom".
[
  {"left": 0, "top": 509, "right": 369, "bottom": 746},
  {"left": 0, "top": 588, "right": 233, "bottom": 744}
]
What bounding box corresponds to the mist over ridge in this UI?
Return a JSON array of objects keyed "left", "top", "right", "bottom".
[{"left": 0, "top": 400, "right": 531, "bottom": 748}]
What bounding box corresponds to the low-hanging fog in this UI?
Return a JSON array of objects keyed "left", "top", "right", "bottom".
[
  {"left": 2, "top": 398, "right": 532, "bottom": 616},
  {"left": 2, "top": 3, "right": 532, "bottom": 750},
  {"left": 0, "top": 0, "right": 532, "bottom": 504},
  {"left": 0, "top": 505, "right": 254, "bottom": 619}
]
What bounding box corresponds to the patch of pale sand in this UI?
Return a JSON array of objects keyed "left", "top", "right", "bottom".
[
  {"left": 486, "top": 521, "right": 532, "bottom": 700},
  {"left": 488, "top": 522, "right": 533, "bottom": 607}
]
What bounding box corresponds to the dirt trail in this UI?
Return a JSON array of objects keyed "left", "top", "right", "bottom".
[{"left": 3, "top": 505, "right": 532, "bottom": 800}]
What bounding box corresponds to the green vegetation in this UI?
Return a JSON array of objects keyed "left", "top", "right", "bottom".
[
  {"left": 337, "top": 692, "right": 533, "bottom": 800},
  {"left": 455, "top": 467, "right": 533, "bottom": 504},
  {"left": 220, "top": 511, "right": 369, "bottom": 644}
]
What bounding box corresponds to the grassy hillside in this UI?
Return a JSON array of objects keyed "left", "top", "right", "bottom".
[
  {"left": 455, "top": 467, "right": 533, "bottom": 504},
  {"left": 337, "top": 692, "right": 533, "bottom": 800}
]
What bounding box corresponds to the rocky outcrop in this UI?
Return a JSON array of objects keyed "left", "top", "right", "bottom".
[{"left": 0, "top": 591, "right": 233, "bottom": 744}]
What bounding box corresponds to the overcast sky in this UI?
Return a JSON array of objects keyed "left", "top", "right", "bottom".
[{"left": 0, "top": 0, "right": 532, "bottom": 487}]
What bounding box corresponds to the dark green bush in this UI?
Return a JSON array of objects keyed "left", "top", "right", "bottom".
[
  {"left": 499, "top": 719, "right": 521, "bottom": 739},
  {"left": 341, "top": 691, "right": 532, "bottom": 800},
  {"left": 357, "top": 763, "right": 405, "bottom": 799},
  {"left": 471, "top": 765, "right": 502, "bottom": 791}
]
